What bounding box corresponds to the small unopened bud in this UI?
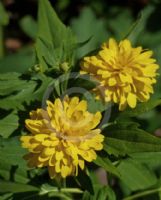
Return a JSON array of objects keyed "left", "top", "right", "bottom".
[
  {"left": 60, "top": 62, "right": 69, "bottom": 72},
  {"left": 34, "top": 64, "right": 41, "bottom": 72}
]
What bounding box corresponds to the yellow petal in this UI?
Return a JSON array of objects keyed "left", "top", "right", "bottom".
[
  {"left": 108, "top": 38, "right": 118, "bottom": 51},
  {"left": 119, "top": 94, "right": 127, "bottom": 111},
  {"left": 20, "top": 135, "right": 31, "bottom": 143},
  {"left": 61, "top": 165, "right": 71, "bottom": 178},
  {"left": 55, "top": 161, "right": 61, "bottom": 172},
  {"left": 38, "top": 155, "right": 50, "bottom": 162},
  {"left": 48, "top": 166, "right": 56, "bottom": 179},
  {"left": 35, "top": 134, "right": 47, "bottom": 142},
  {"left": 78, "top": 160, "right": 85, "bottom": 170},
  {"left": 127, "top": 93, "right": 137, "bottom": 108},
  {"left": 121, "top": 39, "right": 131, "bottom": 51},
  {"left": 43, "top": 147, "right": 55, "bottom": 156},
  {"left": 113, "top": 92, "right": 118, "bottom": 103},
  {"left": 55, "top": 151, "right": 64, "bottom": 161},
  {"left": 119, "top": 73, "right": 133, "bottom": 83},
  {"left": 75, "top": 100, "right": 87, "bottom": 112},
  {"left": 97, "top": 69, "right": 111, "bottom": 78},
  {"left": 137, "top": 51, "right": 153, "bottom": 60},
  {"left": 88, "top": 112, "right": 102, "bottom": 130},
  {"left": 108, "top": 78, "right": 117, "bottom": 86}
]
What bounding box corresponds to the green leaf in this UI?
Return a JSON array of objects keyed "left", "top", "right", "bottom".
[
  {"left": 31, "top": 74, "right": 53, "bottom": 100},
  {"left": 103, "top": 123, "right": 161, "bottom": 156},
  {"left": 82, "top": 185, "right": 116, "bottom": 200},
  {"left": 118, "top": 99, "right": 161, "bottom": 118},
  {"left": 0, "top": 72, "right": 28, "bottom": 96},
  {"left": 70, "top": 7, "right": 109, "bottom": 58},
  {"left": 117, "top": 159, "right": 157, "bottom": 191},
  {"left": 0, "top": 160, "right": 29, "bottom": 184},
  {"left": 76, "top": 170, "right": 94, "bottom": 194},
  {"left": 38, "top": 0, "right": 74, "bottom": 49},
  {"left": 88, "top": 98, "right": 109, "bottom": 113},
  {"left": 0, "top": 137, "right": 27, "bottom": 167},
  {"left": 0, "top": 2, "right": 9, "bottom": 26},
  {"left": 127, "top": 6, "right": 157, "bottom": 45},
  {"left": 71, "top": 74, "right": 98, "bottom": 91},
  {"left": 19, "top": 15, "right": 38, "bottom": 39},
  {"left": 36, "top": 38, "right": 58, "bottom": 71},
  {"left": 0, "top": 73, "right": 52, "bottom": 110},
  {"left": 0, "top": 47, "right": 34, "bottom": 73},
  {"left": 0, "top": 161, "right": 11, "bottom": 180},
  {"left": 0, "top": 82, "right": 37, "bottom": 110},
  {"left": 107, "top": 8, "right": 133, "bottom": 40},
  {"left": 13, "top": 167, "right": 29, "bottom": 184},
  {"left": 0, "top": 137, "right": 29, "bottom": 184},
  {"left": 55, "top": 0, "right": 70, "bottom": 11},
  {"left": 130, "top": 152, "right": 161, "bottom": 169},
  {"left": 0, "top": 181, "right": 39, "bottom": 193},
  {"left": 36, "top": 0, "right": 76, "bottom": 72},
  {"left": 94, "top": 155, "right": 120, "bottom": 177},
  {"left": 83, "top": 92, "right": 109, "bottom": 113},
  {"left": 0, "top": 112, "right": 19, "bottom": 138},
  {"left": 0, "top": 193, "right": 12, "bottom": 200},
  {"left": 96, "top": 186, "right": 116, "bottom": 200}
]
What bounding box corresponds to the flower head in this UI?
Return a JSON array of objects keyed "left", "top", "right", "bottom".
[
  {"left": 20, "top": 96, "right": 104, "bottom": 178},
  {"left": 81, "top": 38, "right": 159, "bottom": 110}
]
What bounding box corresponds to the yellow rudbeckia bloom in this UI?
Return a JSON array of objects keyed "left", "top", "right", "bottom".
[
  {"left": 81, "top": 38, "right": 159, "bottom": 110},
  {"left": 20, "top": 96, "right": 104, "bottom": 178}
]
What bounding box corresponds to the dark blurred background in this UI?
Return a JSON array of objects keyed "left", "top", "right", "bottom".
[{"left": 1, "top": 0, "right": 153, "bottom": 52}]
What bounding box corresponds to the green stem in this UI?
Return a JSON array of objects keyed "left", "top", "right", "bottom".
[
  {"left": 123, "top": 187, "right": 161, "bottom": 200},
  {"left": 61, "top": 188, "right": 83, "bottom": 194},
  {"left": 61, "top": 72, "right": 70, "bottom": 95},
  {"left": 122, "top": 13, "right": 141, "bottom": 40},
  {"left": 40, "top": 187, "right": 83, "bottom": 195},
  {"left": 0, "top": 26, "right": 4, "bottom": 58},
  {"left": 49, "top": 193, "right": 72, "bottom": 200},
  {"left": 62, "top": 178, "right": 66, "bottom": 188}
]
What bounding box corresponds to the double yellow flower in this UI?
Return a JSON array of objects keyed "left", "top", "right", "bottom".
[{"left": 21, "top": 38, "right": 159, "bottom": 178}]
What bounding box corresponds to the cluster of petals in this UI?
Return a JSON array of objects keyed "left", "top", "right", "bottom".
[
  {"left": 21, "top": 96, "right": 104, "bottom": 178},
  {"left": 81, "top": 38, "right": 159, "bottom": 110}
]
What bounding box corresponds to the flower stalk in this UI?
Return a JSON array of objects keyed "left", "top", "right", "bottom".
[{"left": 0, "top": 26, "right": 4, "bottom": 58}]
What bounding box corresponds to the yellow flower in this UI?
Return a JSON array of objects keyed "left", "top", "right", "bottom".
[
  {"left": 81, "top": 38, "right": 159, "bottom": 110},
  {"left": 20, "top": 96, "right": 104, "bottom": 178}
]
